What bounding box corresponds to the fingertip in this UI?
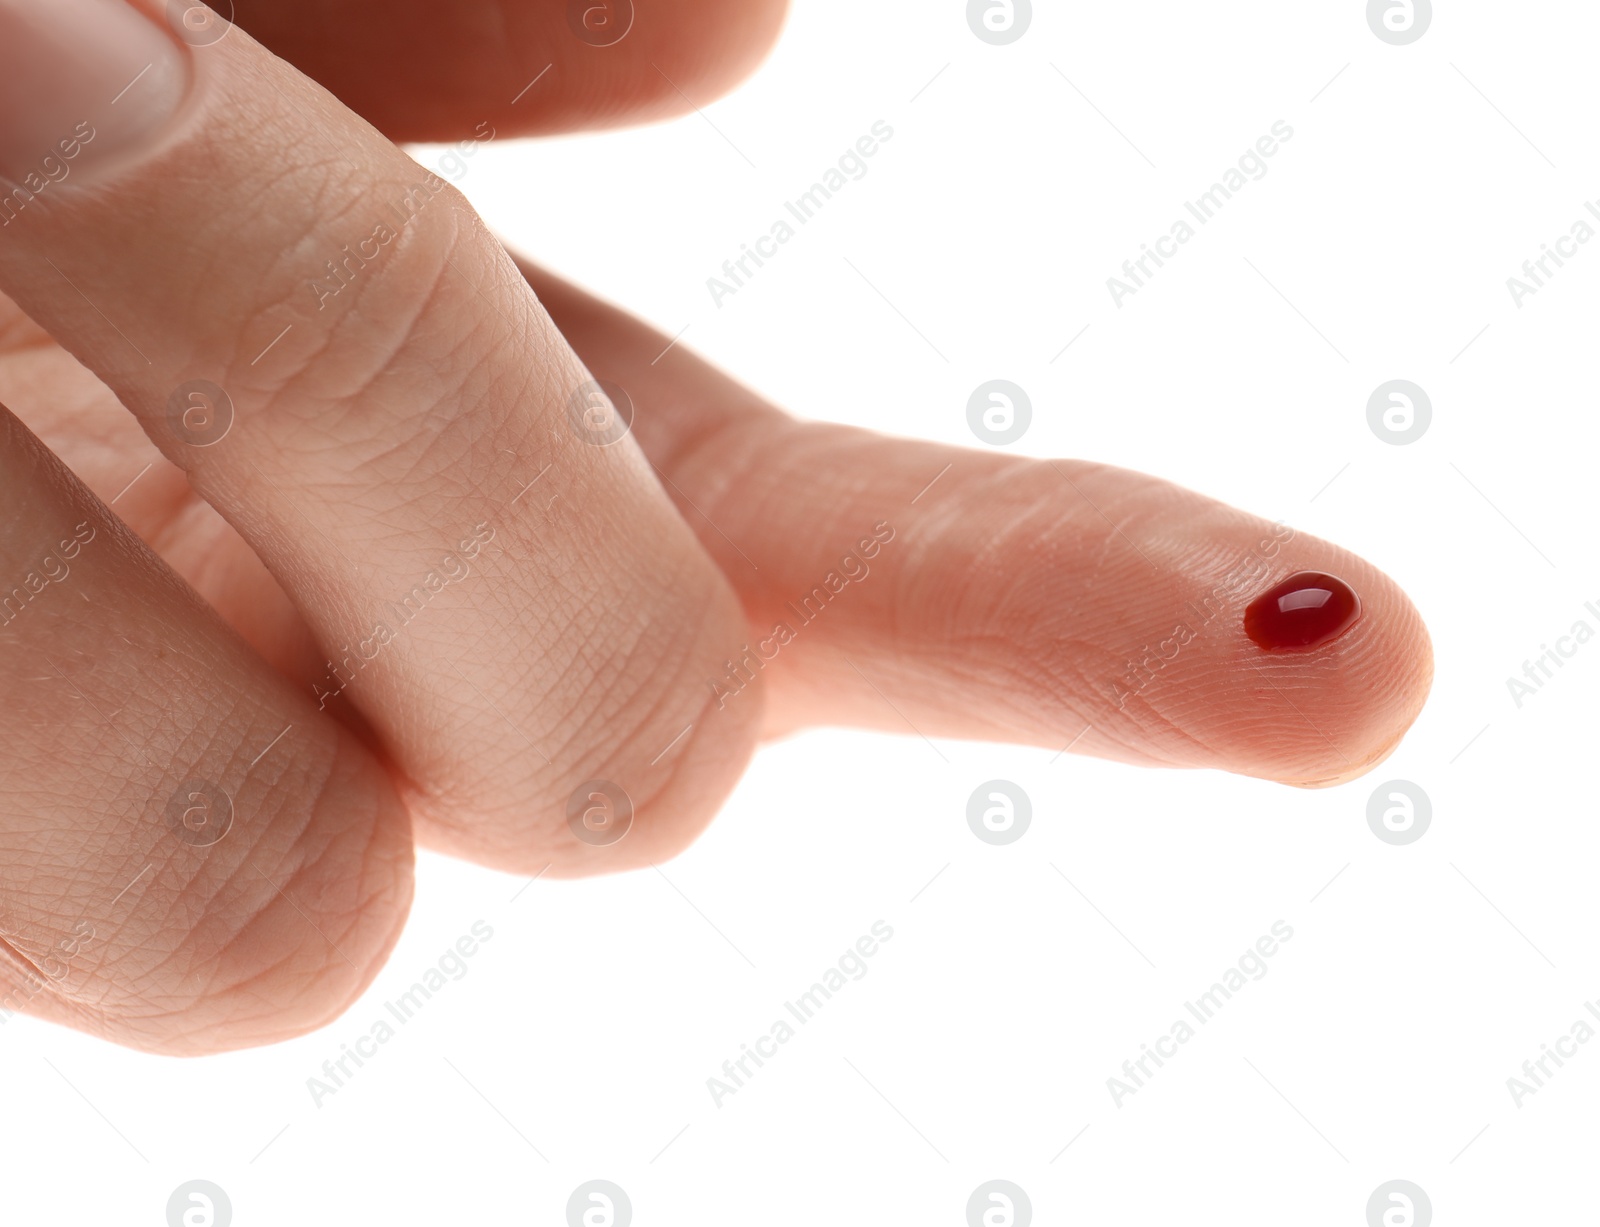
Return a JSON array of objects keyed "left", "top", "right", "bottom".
[
  {"left": 1266, "top": 575, "right": 1434, "bottom": 789},
  {"left": 1121, "top": 528, "right": 1435, "bottom": 788},
  {"left": 232, "top": 0, "right": 793, "bottom": 142}
]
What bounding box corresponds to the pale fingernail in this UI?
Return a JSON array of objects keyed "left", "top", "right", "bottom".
[{"left": 0, "top": 0, "right": 187, "bottom": 187}]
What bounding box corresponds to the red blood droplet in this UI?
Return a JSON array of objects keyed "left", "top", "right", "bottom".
[{"left": 1244, "top": 571, "right": 1361, "bottom": 651}]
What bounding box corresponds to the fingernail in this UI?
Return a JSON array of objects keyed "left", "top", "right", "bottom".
[{"left": 0, "top": 0, "right": 187, "bottom": 187}]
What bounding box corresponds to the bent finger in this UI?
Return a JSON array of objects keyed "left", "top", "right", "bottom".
[
  {"left": 0, "top": 405, "right": 412, "bottom": 1054},
  {"left": 0, "top": 0, "right": 762, "bottom": 874}
]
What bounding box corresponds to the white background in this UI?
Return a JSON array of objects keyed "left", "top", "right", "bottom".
[{"left": 5, "top": 1, "right": 1598, "bottom": 1223}]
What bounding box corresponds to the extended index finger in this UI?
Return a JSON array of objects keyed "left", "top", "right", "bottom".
[{"left": 518, "top": 256, "right": 1435, "bottom": 788}]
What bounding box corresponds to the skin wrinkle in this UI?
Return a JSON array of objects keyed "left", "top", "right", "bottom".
[
  {"left": 1115, "top": 699, "right": 1226, "bottom": 769},
  {"left": 582, "top": 587, "right": 726, "bottom": 761},
  {"left": 89, "top": 880, "right": 186, "bottom": 1003},
  {"left": 538, "top": 261, "right": 1430, "bottom": 776},
  {"left": 0, "top": 436, "right": 410, "bottom": 1043},
  {"left": 0, "top": 0, "right": 1428, "bottom": 1049},
  {"left": 357, "top": 357, "right": 538, "bottom": 518},
  {"left": 171, "top": 146, "right": 457, "bottom": 415},
  {"left": 628, "top": 684, "right": 742, "bottom": 845},
  {"left": 196, "top": 942, "right": 306, "bottom": 1020},
  {"left": 233, "top": 256, "right": 542, "bottom": 561},
  {"left": 29, "top": 815, "right": 284, "bottom": 1017},
  {"left": 1, "top": 134, "right": 438, "bottom": 1049},
  {"left": 675, "top": 428, "right": 1139, "bottom": 742},
  {"left": 125, "top": 756, "right": 399, "bottom": 1039},
  {"left": 217, "top": 218, "right": 464, "bottom": 450},
  {"left": 138, "top": 855, "right": 274, "bottom": 1002},
  {"left": 315, "top": 201, "right": 478, "bottom": 412},
  {"left": 954, "top": 631, "right": 1105, "bottom": 720},
  {"left": 435, "top": 598, "right": 612, "bottom": 785},
  {"left": 649, "top": 405, "right": 788, "bottom": 529},
  {"left": 0, "top": 929, "right": 55, "bottom": 986},
  {"left": 410, "top": 569, "right": 736, "bottom": 854},
  {"left": 148, "top": 128, "right": 336, "bottom": 345}
]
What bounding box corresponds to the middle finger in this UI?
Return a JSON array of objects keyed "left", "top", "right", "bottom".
[{"left": 0, "top": 0, "right": 762, "bottom": 872}]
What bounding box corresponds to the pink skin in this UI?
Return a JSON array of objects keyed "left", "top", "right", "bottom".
[{"left": 0, "top": 0, "right": 1430, "bottom": 1053}]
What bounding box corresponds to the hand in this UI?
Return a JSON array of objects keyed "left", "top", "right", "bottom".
[{"left": 0, "top": 0, "right": 1429, "bottom": 1053}]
